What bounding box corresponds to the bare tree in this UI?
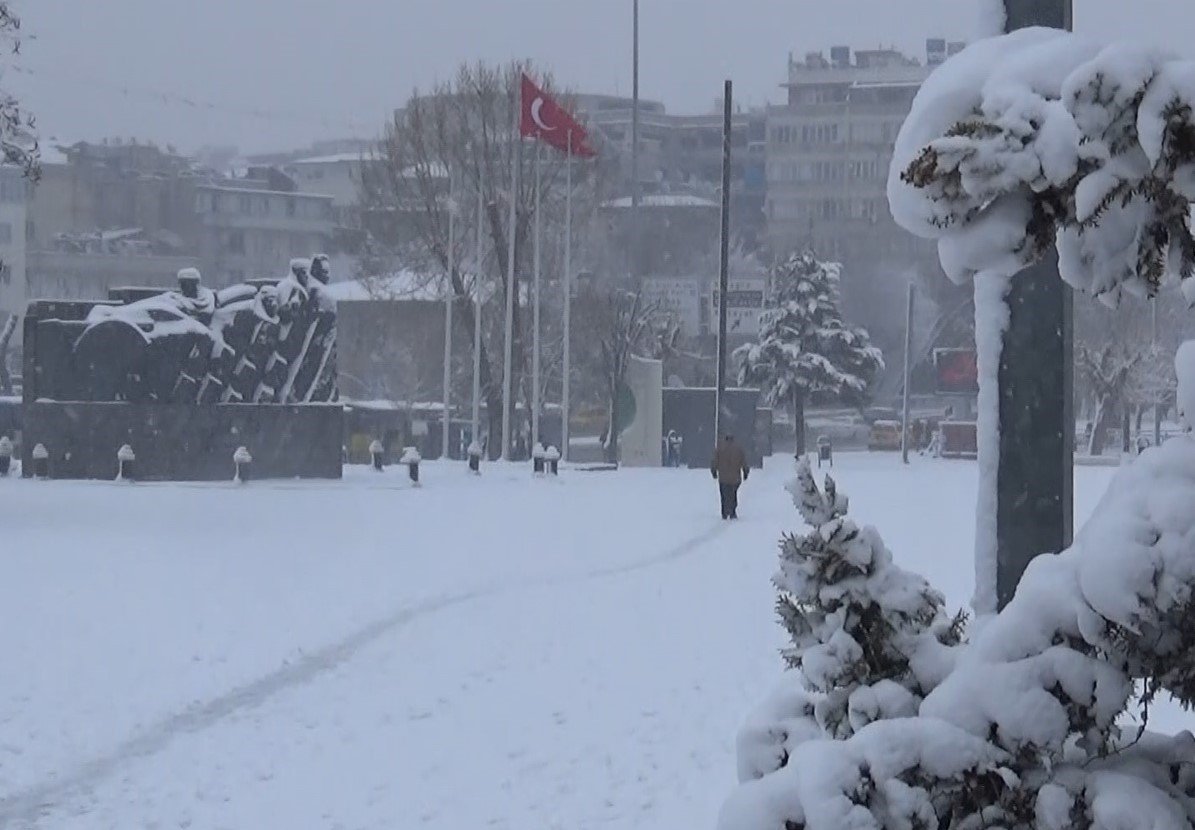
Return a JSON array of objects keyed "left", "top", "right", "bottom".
[
  {"left": 1075, "top": 300, "right": 1174, "bottom": 455},
  {"left": 573, "top": 282, "right": 658, "bottom": 462},
  {"left": 359, "top": 61, "right": 602, "bottom": 457}
]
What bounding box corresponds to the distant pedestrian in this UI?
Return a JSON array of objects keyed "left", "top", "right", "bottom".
[{"left": 710, "top": 434, "right": 749, "bottom": 520}]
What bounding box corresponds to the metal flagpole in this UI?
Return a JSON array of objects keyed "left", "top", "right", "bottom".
[
  {"left": 714, "top": 80, "right": 732, "bottom": 444},
  {"left": 562, "top": 130, "right": 573, "bottom": 463},
  {"left": 472, "top": 168, "right": 484, "bottom": 450},
  {"left": 531, "top": 140, "right": 542, "bottom": 451},
  {"left": 442, "top": 166, "right": 455, "bottom": 460},
  {"left": 502, "top": 95, "right": 520, "bottom": 461}
]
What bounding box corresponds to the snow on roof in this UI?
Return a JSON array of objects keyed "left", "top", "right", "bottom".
[
  {"left": 324, "top": 271, "right": 449, "bottom": 302},
  {"left": 39, "top": 145, "right": 70, "bottom": 166},
  {"left": 326, "top": 267, "right": 497, "bottom": 303},
  {"left": 603, "top": 194, "right": 719, "bottom": 209},
  {"left": 289, "top": 152, "right": 368, "bottom": 165}
]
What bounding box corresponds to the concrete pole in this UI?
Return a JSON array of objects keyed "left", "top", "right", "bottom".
[
  {"left": 715, "top": 80, "right": 732, "bottom": 444},
  {"left": 995, "top": 0, "right": 1074, "bottom": 610},
  {"left": 901, "top": 282, "right": 915, "bottom": 465},
  {"left": 1153, "top": 298, "right": 1162, "bottom": 446}
]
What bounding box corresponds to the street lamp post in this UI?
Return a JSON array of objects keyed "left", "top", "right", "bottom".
[{"left": 994, "top": 0, "right": 1074, "bottom": 610}]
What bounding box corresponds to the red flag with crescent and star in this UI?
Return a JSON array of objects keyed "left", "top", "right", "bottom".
[{"left": 519, "top": 73, "right": 597, "bottom": 158}]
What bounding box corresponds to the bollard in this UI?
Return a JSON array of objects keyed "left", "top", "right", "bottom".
[
  {"left": 234, "top": 446, "right": 252, "bottom": 483},
  {"left": 400, "top": 446, "right": 422, "bottom": 485},
  {"left": 467, "top": 440, "right": 483, "bottom": 475},
  {"left": 32, "top": 443, "right": 49, "bottom": 479},
  {"left": 532, "top": 443, "right": 546, "bottom": 476},
  {"left": 116, "top": 444, "right": 136, "bottom": 481},
  {"left": 545, "top": 445, "right": 560, "bottom": 476},
  {"left": 369, "top": 439, "right": 385, "bottom": 472},
  {"left": 0, "top": 435, "right": 11, "bottom": 477}
]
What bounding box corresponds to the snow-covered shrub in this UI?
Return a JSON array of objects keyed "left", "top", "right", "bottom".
[
  {"left": 889, "top": 28, "right": 1195, "bottom": 306},
  {"left": 732, "top": 459, "right": 966, "bottom": 788},
  {"left": 723, "top": 410, "right": 1195, "bottom": 829}
]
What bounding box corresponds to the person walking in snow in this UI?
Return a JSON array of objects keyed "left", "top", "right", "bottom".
[{"left": 711, "top": 434, "right": 749, "bottom": 520}]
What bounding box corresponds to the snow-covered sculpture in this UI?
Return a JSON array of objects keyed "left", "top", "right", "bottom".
[
  {"left": 722, "top": 434, "right": 1195, "bottom": 830},
  {"left": 65, "top": 264, "right": 338, "bottom": 404}
]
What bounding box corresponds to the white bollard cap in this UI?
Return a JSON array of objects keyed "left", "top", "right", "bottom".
[
  {"left": 400, "top": 446, "right": 421, "bottom": 465},
  {"left": 32, "top": 443, "right": 48, "bottom": 460},
  {"left": 233, "top": 446, "right": 253, "bottom": 464},
  {"left": 117, "top": 444, "right": 135, "bottom": 462}
]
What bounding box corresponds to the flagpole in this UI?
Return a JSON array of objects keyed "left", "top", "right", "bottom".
[
  {"left": 531, "top": 140, "right": 543, "bottom": 452},
  {"left": 562, "top": 130, "right": 573, "bottom": 464},
  {"left": 472, "top": 167, "right": 484, "bottom": 452},
  {"left": 442, "top": 165, "right": 455, "bottom": 461},
  {"left": 501, "top": 86, "right": 519, "bottom": 461}
]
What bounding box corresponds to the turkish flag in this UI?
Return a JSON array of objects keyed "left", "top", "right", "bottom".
[{"left": 519, "top": 74, "right": 597, "bottom": 158}]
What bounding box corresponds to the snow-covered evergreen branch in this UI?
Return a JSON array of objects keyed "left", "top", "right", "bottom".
[{"left": 890, "top": 29, "right": 1195, "bottom": 307}]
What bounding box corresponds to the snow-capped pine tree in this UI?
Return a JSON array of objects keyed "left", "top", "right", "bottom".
[
  {"left": 736, "top": 251, "right": 883, "bottom": 455},
  {"left": 781, "top": 459, "right": 964, "bottom": 723}
]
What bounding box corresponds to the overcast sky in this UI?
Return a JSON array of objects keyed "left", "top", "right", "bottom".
[{"left": 9, "top": 0, "right": 1195, "bottom": 156}]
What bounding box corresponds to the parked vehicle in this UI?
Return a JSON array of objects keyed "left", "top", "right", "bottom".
[{"left": 868, "top": 420, "right": 903, "bottom": 451}]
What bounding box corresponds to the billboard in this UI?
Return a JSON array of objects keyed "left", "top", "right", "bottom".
[
  {"left": 934, "top": 348, "right": 978, "bottom": 395},
  {"left": 643, "top": 277, "right": 703, "bottom": 335},
  {"left": 712, "top": 279, "right": 766, "bottom": 337}
]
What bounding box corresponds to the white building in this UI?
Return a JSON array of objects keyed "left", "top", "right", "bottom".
[
  {"left": 283, "top": 152, "right": 370, "bottom": 222},
  {"left": 765, "top": 39, "right": 963, "bottom": 352}
]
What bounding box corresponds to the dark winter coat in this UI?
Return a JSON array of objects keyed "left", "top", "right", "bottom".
[{"left": 711, "top": 441, "right": 749, "bottom": 485}]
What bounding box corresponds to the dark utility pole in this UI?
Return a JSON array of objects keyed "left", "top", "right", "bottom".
[
  {"left": 630, "top": 0, "right": 640, "bottom": 281},
  {"left": 996, "top": 0, "right": 1074, "bottom": 610},
  {"left": 715, "top": 80, "right": 732, "bottom": 443}
]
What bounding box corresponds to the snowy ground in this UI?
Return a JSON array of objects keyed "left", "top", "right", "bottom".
[{"left": 0, "top": 453, "right": 1180, "bottom": 828}]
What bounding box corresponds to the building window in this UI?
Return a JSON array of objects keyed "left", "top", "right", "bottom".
[
  {"left": 228, "top": 229, "right": 245, "bottom": 254},
  {"left": 239, "top": 194, "right": 251, "bottom": 214},
  {"left": 286, "top": 197, "right": 297, "bottom": 218},
  {"left": 0, "top": 222, "right": 14, "bottom": 244}
]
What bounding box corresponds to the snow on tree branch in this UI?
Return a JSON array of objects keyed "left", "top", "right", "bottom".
[
  {"left": 0, "top": 5, "right": 37, "bottom": 182},
  {"left": 889, "top": 28, "right": 1195, "bottom": 306}
]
